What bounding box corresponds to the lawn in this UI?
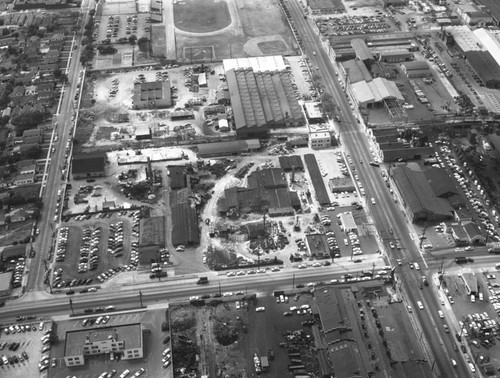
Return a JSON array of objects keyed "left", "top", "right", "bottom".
[{"left": 174, "top": 0, "right": 231, "bottom": 33}]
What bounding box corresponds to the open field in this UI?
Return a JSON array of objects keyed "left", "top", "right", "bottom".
[
  {"left": 174, "top": 0, "right": 231, "bottom": 33},
  {"left": 174, "top": 0, "right": 296, "bottom": 61}
]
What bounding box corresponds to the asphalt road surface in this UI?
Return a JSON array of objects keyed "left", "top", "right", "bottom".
[
  {"left": 27, "top": 6, "right": 92, "bottom": 294},
  {"left": 286, "top": 0, "right": 469, "bottom": 376}
]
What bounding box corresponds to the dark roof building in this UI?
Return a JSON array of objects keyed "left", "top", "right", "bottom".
[
  {"left": 278, "top": 155, "right": 304, "bottom": 171},
  {"left": 196, "top": 140, "right": 260, "bottom": 158},
  {"left": 225, "top": 67, "right": 304, "bottom": 138},
  {"left": 218, "top": 168, "right": 300, "bottom": 216},
  {"left": 168, "top": 165, "right": 186, "bottom": 190},
  {"left": 1, "top": 244, "right": 26, "bottom": 262},
  {"left": 71, "top": 152, "right": 106, "bottom": 180},
  {"left": 465, "top": 50, "right": 500, "bottom": 89},
  {"left": 391, "top": 165, "right": 454, "bottom": 223},
  {"left": 424, "top": 167, "right": 459, "bottom": 197},
  {"left": 133, "top": 81, "right": 172, "bottom": 110},
  {"left": 304, "top": 154, "right": 331, "bottom": 205},
  {"left": 306, "top": 0, "right": 345, "bottom": 15},
  {"left": 171, "top": 203, "right": 199, "bottom": 246},
  {"left": 463, "top": 222, "right": 486, "bottom": 245}
]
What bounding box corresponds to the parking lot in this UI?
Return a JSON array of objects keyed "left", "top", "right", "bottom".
[
  {"left": 317, "top": 14, "right": 395, "bottom": 37},
  {"left": 52, "top": 212, "right": 141, "bottom": 291},
  {"left": 0, "top": 320, "right": 52, "bottom": 378}
]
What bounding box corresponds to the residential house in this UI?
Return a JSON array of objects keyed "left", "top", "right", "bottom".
[
  {"left": 25, "top": 85, "right": 38, "bottom": 96},
  {"left": 10, "top": 85, "right": 25, "bottom": 98},
  {"left": 16, "top": 160, "right": 36, "bottom": 174},
  {"left": 38, "top": 63, "right": 58, "bottom": 73},
  {"left": 12, "top": 172, "right": 35, "bottom": 186},
  {"left": 22, "top": 129, "right": 43, "bottom": 144},
  {"left": 9, "top": 208, "right": 29, "bottom": 223}
]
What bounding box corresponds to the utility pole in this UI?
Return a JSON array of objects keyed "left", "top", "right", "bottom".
[{"left": 69, "top": 298, "right": 74, "bottom": 316}]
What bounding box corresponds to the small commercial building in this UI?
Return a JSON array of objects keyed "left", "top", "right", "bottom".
[
  {"left": 309, "top": 131, "right": 331, "bottom": 149},
  {"left": 306, "top": 233, "right": 330, "bottom": 259},
  {"left": 133, "top": 81, "right": 172, "bottom": 110},
  {"left": 306, "top": 0, "right": 344, "bottom": 15},
  {"left": 64, "top": 323, "right": 143, "bottom": 367},
  {"left": 377, "top": 49, "right": 413, "bottom": 63},
  {"left": 328, "top": 177, "right": 355, "bottom": 193},
  {"left": 71, "top": 152, "right": 106, "bottom": 180},
  {"left": 400, "top": 61, "right": 432, "bottom": 78},
  {"left": 135, "top": 125, "right": 151, "bottom": 140},
  {"left": 303, "top": 102, "right": 324, "bottom": 124},
  {"left": 339, "top": 212, "right": 357, "bottom": 233}
]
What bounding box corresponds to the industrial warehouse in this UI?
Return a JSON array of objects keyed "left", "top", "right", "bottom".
[{"left": 223, "top": 56, "right": 305, "bottom": 138}]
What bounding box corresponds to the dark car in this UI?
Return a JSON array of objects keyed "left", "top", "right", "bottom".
[
  {"left": 461, "top": 345, "right": 467, "bottom": 353},
  {"left": 163, "top": 336, "right": 171, "bottom": 344}
]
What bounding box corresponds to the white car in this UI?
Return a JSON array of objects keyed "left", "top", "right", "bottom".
[
  {"left": 255, "top": 307, "right": 266, "bottom": 312},
  {"left": 417, "top": 301, "right": 424, "bottom": 310},
  {"left": 371, "top": 198, "right": 376, "bottom": 205},
  {"left": 438, "top": 310, "right": 444, "bottom": 319}
]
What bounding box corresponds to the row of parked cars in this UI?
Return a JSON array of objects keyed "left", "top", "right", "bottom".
[
  {"left": 11, "top": 258, "right": 25, "bottom": 288},
  {"left": 108, "top": 221, "right": 124, "bottom": 257},
  {"left": 78, "top": 227, "right": 102, "bottom": 273},
  {"left": 56, "top": 227, "right": 69, "bottom": 262},
  {"left": 439, "top": 144, "right": 499, "bottom": 240}
]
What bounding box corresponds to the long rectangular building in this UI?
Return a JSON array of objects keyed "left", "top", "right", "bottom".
[
  {"left": 304, "top": 154, "right": 331, "bottom": 205},
  {"left": 224, "top": 57, "right": 304, "bottom": 138}
]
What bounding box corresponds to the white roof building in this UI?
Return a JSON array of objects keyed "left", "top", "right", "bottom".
[
  {"left": 446, "top": 26, "right": 485, "bottom": 52},
  {"left": 351, "top": 78, "right": 403, "bottom": 106},
  {"left": 473, "top": 28, "right": 500, "bottom": 67}
]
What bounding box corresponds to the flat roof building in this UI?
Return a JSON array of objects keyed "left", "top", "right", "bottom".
[
  {"left": 306, "top": 233, "right": 330, "bottom": 259},
  {"left": 339, "top": 212, "right": 357, "bottom": 233},
  {"left": 196, "top": 139, "right": 260, "bottom": 158},
  {"left": 71, "top": 152, "right": 106, "bottom": 180},
  {"left": 133, "top": 81, "right": 172, "bottom": 110},
  {"left": 64, "top": 323, "right": 143, "bottom": 367}
]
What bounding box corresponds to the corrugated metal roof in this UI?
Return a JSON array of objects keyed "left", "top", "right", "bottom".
[{"left": 392, "top": 165, "right": 453, "bottom": 219}]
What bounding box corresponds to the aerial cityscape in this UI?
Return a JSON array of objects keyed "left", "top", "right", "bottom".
[{"left": 1, "top": 0, "right": 500, "bottom": 376}]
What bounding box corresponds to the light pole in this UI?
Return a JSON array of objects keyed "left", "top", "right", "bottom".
[{"left": 139, "top": 290, "right": 143, "bottom": 308}]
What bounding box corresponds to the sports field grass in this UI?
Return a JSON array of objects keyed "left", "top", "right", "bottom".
[{"left": 174, "top": 0, "right": 231, "bottom": 33}]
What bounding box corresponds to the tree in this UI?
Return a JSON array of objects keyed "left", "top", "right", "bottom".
[
  {"left": 137, "top": 37, "right": 149, "bottom": 52},
  {"left": 27, "top": 24, "right": 38, "bottom": 36},
  {"left": 11, "top": 110, "right": 51, "bottom": 135},
  {"left": 21, "top": 145, "right": 42, "bottom": 160},
  {"left": 320, "top": 92, "right": 336, "bottom": 116},
  {"left": 97, "top": 45, "right": 117, "bottom": 55},
  {"left": 128, "top": 35, "right": 137, "bottom": 45}
]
